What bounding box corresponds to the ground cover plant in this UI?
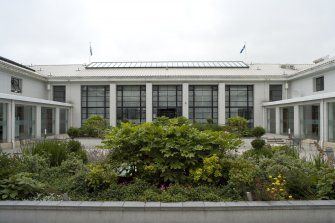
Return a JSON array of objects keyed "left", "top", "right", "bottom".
[{"left": 1, "top": 117, "right": 335, "bottom": 201}]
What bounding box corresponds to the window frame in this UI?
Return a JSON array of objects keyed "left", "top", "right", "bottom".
[
  {"left": 11, "top": 77, "right": 22, "bottom": 93},
  {"left": 315, "top": 76, "right": 324, "bottom": 92},
  {"left": 53, "top": 86, "right": 66, "bottom": 102}
]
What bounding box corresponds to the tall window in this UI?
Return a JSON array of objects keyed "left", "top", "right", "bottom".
[
  {"left": 117, "top": 85, "right": 146, "bottom": 124},
  {"left": 315, "top": 76, "right": 324, "bottom": 91},
  {"left": 11, "top": 77, "right": 22, "bottom": 93},
  {"left": 15, "top": 105, "right": 36, "bottom": 139},
  {"left": 41, "top": 107, "right": 55, "bottom": 135},
  {"left": 269, "top": 85, "right": 282, "bottom": 101},
  {"left": 81, "top": 86, "right": 110, "bottom": 124},
  {"left": 189, "top": 85, "right": 218, "bottom": 123},
  {"left": 281, "top": 107, "right": 294, "bottom": 135},
  {"left": 153, "top": 85, "right": 182, "bottom": 119},
  {"left": 59, "top": 109, "right": 68, "bottom": 134},
  {"left": 225, "top": 85, "right": 254, "bottom": 127},
  {"left": 300, "top": 104, "right": 320, "bottom": 139},
  {"left": 53, "top": 86, "right": 66, "bottom": 102}
]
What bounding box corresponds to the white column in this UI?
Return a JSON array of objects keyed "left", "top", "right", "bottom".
[
  {"left": 7, "top": 102, "right": 12, "bottom": 143},
  {"left": 10, "top": 101, "right": 15, "bottom": 147},
  {"left": 110, "top": 83, "right": 117, "bottom": 127},
  {"left": 320, "top": 100, "right": 325, "bottom": 146},
  {"left": 275, "top": 107, "right": 280, "bottom": 134},
  {"left": 146, "top": 83, "right": 153, "bottom": 122},
  {"left": 55, "top": 107, "right": 60, "bottom": 135},
  {"left": 36, "top": 105, "right": 41, "bottom": 138},
  {"left": 218, "top": 83, "right": 225, "bottom": 125},
  {"left": 294, "top": 105, "right": 300, "bottom": 137},
  {"left": 182, "top": 83, "right": 189, "bottom": 119},
  {"left": 262, "top": 107, "right": 267, "bottom": 129}
]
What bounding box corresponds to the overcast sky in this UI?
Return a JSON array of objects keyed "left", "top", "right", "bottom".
[{"left": 0, "top": 0, "right": 334, "bottom": 65}]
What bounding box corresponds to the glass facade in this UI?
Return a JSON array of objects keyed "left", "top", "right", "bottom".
[
  {"left": 15, "top": 105, "right": 36, "bottom": 139},
  {"left": 81, "top": 86, "right": 110, "bottom": 124},
  {"left": 267, "top": 108, "right": 276, "bottom": 133},
  {"left": 189, "top": 85, "right": 218, "bottom": 123},
  {"left": 117, "top": 85, "right": 146, "bottom": 124},
  {"left": 53, "top": 86, "right": 66, "bottom": 102},
  {"left": 225, "top": 85, "right": 254, "bottom": 127},
  {"left": 269, "top": 85, "right": 282, "bottom": 101},
  {"left": 300, "top": 104, "right": 320, "bottom": 139},
  {"left": 0, "top": 103, "right": 7, "bottom": 143},
  {"left": 328, "top": 102, "right": 335, "bottom": 142},
  {"left": 281, "top": 107, "right": 294, "bottom": 135},
  {"left": 153, "top": 85, "right": 182, "bottom": 119},
  {"left": 41, "top": 107, "right": 55, "bottom": 135},
  {"left": 59, "top": 108, "right": 68, "bottom": 134}
]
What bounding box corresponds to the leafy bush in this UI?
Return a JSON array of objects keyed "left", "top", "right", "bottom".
[
  {"left": 28, "top": 140, "right": 68, "bottom": 167},
  {"left": 192, "top": 123, "right": 225, "bottom": 132},
  {"left": 251, "top": 138, "right": 266, "bottom": 149},
  {"left": 225, "top": 116, "right": 250, "bottom": 137},
  {"left": 82, "top": 115, "right": 109, "bottom": 138},
  {"left": 66, "top": 140, "right": 82, "bottom": 152},
  {"left": 21, "top": 155, "right": 49, "bottom": 174},
  {"left": 103, "top": 117, "right": 242, "bottom": 184},
  {"left": 252, "top": 126, "right": 266, "bottom": 138},
  {"left": 0, "top": 173, "right": 44, "bottom": 200},
  {"left": 191, "top": 155, "right": 223, "bottom": 184},
  {"left": 85, "top": 163, "right": 117, "bottom": 191},
  {"left": 316, "top": 165, "right": 335, "bottom": 200},
  {"left": 0, "top": 153, "right": 24, "bottom": 179},
  {"left": 67, "top": 127, "right": 80, "bottom": 139},
  {"left": 242, "top": 146, "right": 273, "bottom": 159}
]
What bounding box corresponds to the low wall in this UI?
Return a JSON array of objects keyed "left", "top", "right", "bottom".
[{"left": 0, "top": 200, "right": 335, "bottom": 223}]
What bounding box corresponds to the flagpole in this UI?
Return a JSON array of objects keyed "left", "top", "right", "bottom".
[
  {"left": 244, "top": 41, "right": 247, "bottom": 63},
  {"left": 89, "top": 42, "right": 92, "bottom": 63}
]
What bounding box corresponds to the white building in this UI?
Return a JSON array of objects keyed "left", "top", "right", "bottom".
[{"left": 1, "top": 56, "right": 335, "bottom": 149}]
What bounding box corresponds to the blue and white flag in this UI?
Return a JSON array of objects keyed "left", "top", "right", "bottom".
[{"left": 240, "top": 44, "right": 246, "bottom": 54}]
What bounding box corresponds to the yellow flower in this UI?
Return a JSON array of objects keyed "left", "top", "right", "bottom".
[
  {"left": 288, "top": 195, "right": 293, "bottom": 199},
  {"left": 278, "top": 175, "right": 282, "bottom": 179},
  {"left": 269, "top": 175, "right": 272, "bottom": 179},
  {"left": 271, "top": 188, "right": 276, "bottom": 191},
  {"left": 280, "top": 188, "right": 284, "bottom": 192},
  {"left": 266, "top": 188, "right": 270, "bottom": 192}
]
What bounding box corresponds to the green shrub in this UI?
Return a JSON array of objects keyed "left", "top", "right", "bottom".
[
  {"left": 67, "top": 127, "right": 80, "bottom": 139},
  {"left": 192, "top": 123, "right": 225, "bottom": 131},
  {"left": 28, "top": 140, "right": 68, "bottom": 167},
  {"left": 317, "top": 165, "right": 335, "bottom": 199},
  {"left": 271, "top": 145, "right": 299, "bottom": 158},
  {"left": 85, "top": 163, "right": 117, "bottom": 191},
  {"left": 242, "top": 146, "right": 273, "bottom": 159},
  {"left": 252, "top": 126, "right": 266, "bottom": 138},
  {"left": 225, "top": 116, "right": 250, "bottom": 137},
  {"left": 0, "top": 173, "right": 44, "bottom": 200},
  {"left": 103, "top": 117, "right": 242, "bottom": 184},
  {"left": 251, "top": 138, "right": 266, "bottom": 149},
  {"left": 21, "top": 154, "right": 49, "bottom": 174},
  {"left": 0, "top": 153, "right": 24, "bottom": 179},
  {"left": 82, "top": 115, "right": 108, "bottom": 138},
  {"left": 66, "top": 140, "right": 82, "bottom": 152}
]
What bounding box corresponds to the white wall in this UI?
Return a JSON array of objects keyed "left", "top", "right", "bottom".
[
  {"left": 0, "top": 69, "right": 48, "bottom": 99},
  {"left": 289, "top": 69, "right": 335, "bottom": 98}
]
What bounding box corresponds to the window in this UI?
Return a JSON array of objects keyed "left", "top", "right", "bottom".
[
  {"left": 189, "top": 85, "right": 218, "bottom": 123},
  {"left": 11, "top": 77, "right": 22, "bottom": 93},
  {"left": 153, "top": 85, "right": 182, "bottom": 119},
  {"left": 315, "top": 76, "right": 324, "bottom": 91},
  {"left": 41, "top": 107, "right": 55, "bottom": 135},
  {"left": 81, "top": 86, "right": 110, "bottom": 124},
  {"left": 269, "top": 85, "right": 282, "bottom": 101},
  {"left": 225, "top": 85, "right": 254, "bottom": 127},
  {"left": 117, "top": 85, "right": 146, "bottom": 124},
  {"left": 53, "top": 86, "right": 66, "bottom": 102}
]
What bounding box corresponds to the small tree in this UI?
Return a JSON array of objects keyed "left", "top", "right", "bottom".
[{"left": 251, "top": 126, "right": 266, "bottom": 149}]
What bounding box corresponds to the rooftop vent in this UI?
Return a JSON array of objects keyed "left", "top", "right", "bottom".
[
  {"left": 313, "top": 55, "right": 329, "bottom": 64},
  {"left": 280, "top": 64, "right": 296, "bottom": 70}
]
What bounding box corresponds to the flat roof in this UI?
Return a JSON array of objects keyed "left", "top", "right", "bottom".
[{"left": 86, "top": 61, "right": 249, "bottom": 69}]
